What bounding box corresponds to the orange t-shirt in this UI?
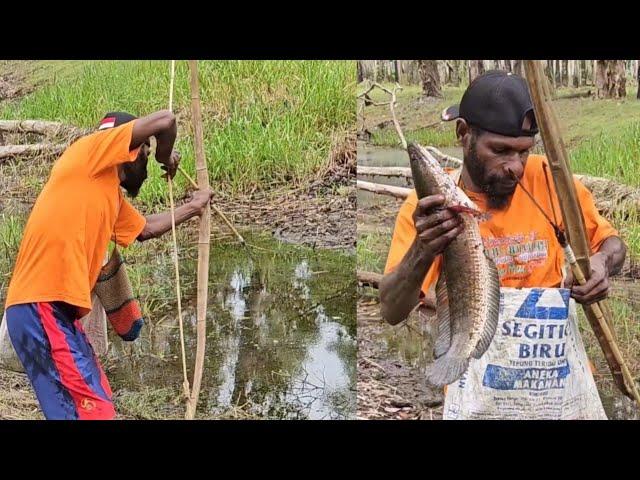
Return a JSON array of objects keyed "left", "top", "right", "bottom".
[
  {"left": 5, "top": 121, "right": 147, "bottom": 313},
  {"left": 384, "top": 154, "right": 618, "bottom": 295}
]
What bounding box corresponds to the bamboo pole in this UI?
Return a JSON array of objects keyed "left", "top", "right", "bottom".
[
  {"left": 524, "top": 60, "right": 639, "bottom": 403},
  {"left": 563, "top": 244, "right": 640, "bottom": 405},
  {"left": 166, "top": 60, "right": 190, "bottom": 400},
  {"left": 185, "top": 60, "right": 210, "bottom": 420}
]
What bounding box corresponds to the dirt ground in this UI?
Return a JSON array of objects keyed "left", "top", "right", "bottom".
[
  {"left": 210, "top": 133, "right": 356, "bottom": 252},
  {"left": 357, "top": 298, "right": 443, "bottom": 420}
]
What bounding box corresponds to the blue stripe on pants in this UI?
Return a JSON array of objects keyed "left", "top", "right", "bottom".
[{"left": 6, "top": 302, "right": 113, "bottom": 420}]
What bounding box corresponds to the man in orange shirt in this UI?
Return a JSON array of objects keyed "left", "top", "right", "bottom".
[
  {"left": 4, "top": 111, "right": 214, "bottom": 420},
  {"left": 380, "top": 71, "right": 626, "bottom": 348}
]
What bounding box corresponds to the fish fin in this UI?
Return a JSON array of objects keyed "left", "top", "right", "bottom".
[
  {"left": 434, "top": 273, "right": 451, "bottom": 359},
  {"left": 471, "top": 254, "right": 501, "bottom": 359},
  {"left": 425, "top": 354, "right": 469, "bottom": 387}
]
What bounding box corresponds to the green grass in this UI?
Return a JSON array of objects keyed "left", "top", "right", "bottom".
[
  {"left": 570, "top": 122, "right": 640, "bottom": 186},
  {"left": 370, "top": 125, "right": 456, "bottom": 148},
  {"left": 0, "top": 213, "right": 26, "bottom": 303},
  {"left": 361, "top": 82, "right": 640, "bottom": 155},
  {"left": 618, "top": 215, "right": 640, "bottom": 258},
  {"left": 359, "top": 84, "right": 464, "bottom": 148},
  {"left": 2, "top": 61, "right": 356, "bottom": 207},
  {"left": 356, "top": 231, "right": 388, "bottom": 273}
]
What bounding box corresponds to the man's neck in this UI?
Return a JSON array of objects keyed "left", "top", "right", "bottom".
[
  {"left": 460, "top": 166, "right": 483, "bottom": 193},
  {"left": 117, "top": 165, "right": 125, "bottom": 183}
]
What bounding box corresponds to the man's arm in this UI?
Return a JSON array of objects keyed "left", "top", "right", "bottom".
[
  {"left": 137, "top": 189, "right": 213, "bottom": 241},
  {"left": 379, "top": 194, "right": 464, "bottom": 325},
  {"left": 570, "top": 235, "right": 626, "bottom": 305},
  {"left": 380, "top": 240, "right": 436, "bottom": 326},
  {"left": 130, "top": 110, "right": 178, "bottom": 171}
]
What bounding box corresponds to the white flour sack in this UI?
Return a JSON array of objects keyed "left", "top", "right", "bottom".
[{"left": 443, "top": 287, "right": 607, "bottom": 420}]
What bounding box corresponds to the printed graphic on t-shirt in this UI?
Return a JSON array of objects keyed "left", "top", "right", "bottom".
[{"left": 483, "top": 232, "right": 549, "bottom": 281}]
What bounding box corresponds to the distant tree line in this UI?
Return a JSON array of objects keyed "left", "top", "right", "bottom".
[{"left": 357, "top": 60, "right": 639, "bottom": 100}]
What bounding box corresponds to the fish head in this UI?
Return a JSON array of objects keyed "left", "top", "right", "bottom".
[{"left": 408, "top": 142, "right": 459, "bottom": 203}]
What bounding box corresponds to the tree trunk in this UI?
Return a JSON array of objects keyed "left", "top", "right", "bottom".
[
  {"left": 468, "top": 60, "right": 485, "bottom": 83},
  {"left": 569, "top": 60, "right": 577, "bottom": 87},
  {"left": 418, "top": 60, "right": 442, "bottom": 98},
  {"left": 595, "top": 60, "right": 627, "bottom": 99},
  {"left": 576, "top": 60, "right": 582, "bottom": 87},
  {"left": 393, "top": 60, "right": 400, "bottom": 83},
  {"left": 637, "top": 60, "right": 640, "bottom": 99},
  {"left": 448, "top": 60, "right": 460, "bottom": 86},
  {"left": 513, "top": 59, "right": 524, "bottom": 77}
]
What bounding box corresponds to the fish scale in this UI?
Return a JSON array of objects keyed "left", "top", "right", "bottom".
[{"left": 407, "top": 142, "right": 501, "bottom": 387}]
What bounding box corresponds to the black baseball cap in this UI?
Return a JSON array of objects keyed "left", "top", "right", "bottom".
[
  {"left": 98, "top": 111, "right": 137, "bottom": 130},
  {"left": 442, "top": 70, "right": 538, "bottom": 137}
]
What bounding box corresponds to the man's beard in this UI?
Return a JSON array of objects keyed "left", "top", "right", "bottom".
[{"left": 465, "top": 142, "right": 515, "bottom": 210}]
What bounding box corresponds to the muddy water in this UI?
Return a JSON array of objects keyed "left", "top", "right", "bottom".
[
  {"left": 357, "top": 143, "right": 463, "bottom": 209},
  {"left": 107, "top": 233, "right": 356, "bottom": 419}
]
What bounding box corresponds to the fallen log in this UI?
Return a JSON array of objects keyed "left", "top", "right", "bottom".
[
  {"left": 358, "top": 166, "right": 412, "bottom": 178},
  {"left": 357, "top": 180, "right": 410, "bottom": 199},
  {"left": 614, "top": 255, "right": 640, "bottom": 280},
  {"left": 357, "top": 270, "right": 383, "bottom": 288},
  {"left": 0, "top": 143, "right": 66, "bottom": 161},
  {"left": 575, "top": 174, "right": 640, "bottom": 219},
  {"left": 556, "top": 90, "right": 592, "bottom": 100},
  {"left": 425, "top": 146, "right": 462, "bottom": 169},
  {"left": 0, "top": 120, "right": 80, "bottom": 136},
  {"left": 610, "top": 279, "right": 640, "bottom": 306}
]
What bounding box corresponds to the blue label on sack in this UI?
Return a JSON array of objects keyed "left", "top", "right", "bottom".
[
  {"left": 482, "top": 364, "right": 570, "bottom": 390},
  {"left": 514, "top": 288, "right": 570, "bottom": 320}
]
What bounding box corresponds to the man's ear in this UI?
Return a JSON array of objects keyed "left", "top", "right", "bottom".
[{"left": 456, "top": 118, "right": 470, "bottom": 148}]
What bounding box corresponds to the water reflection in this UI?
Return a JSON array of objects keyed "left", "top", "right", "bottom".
[{"left": 108, "top": 234, "right": 356, "bottom": 419}]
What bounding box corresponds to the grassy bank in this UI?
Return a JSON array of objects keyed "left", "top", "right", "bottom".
[
  {"left": 360, "top": 83, "right": 640, "bottom": 155},
  {"left": 2, "top": 61, "right": 356, "bottom": 207},
  {"left": 359, "top": 82, "right": 640, "bottom": 257}
]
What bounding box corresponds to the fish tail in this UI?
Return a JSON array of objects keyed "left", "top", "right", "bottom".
[{"left": 425, "top": 354, "right": 469, "bottom": 387}]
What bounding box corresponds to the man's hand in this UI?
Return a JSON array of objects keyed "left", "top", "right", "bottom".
[
  {"left": 189, "top": 188, "right": 214, "bottom": 216},
  {"left": 567, "top": 252, "right": 610, "bottom": 305},
  {"left": 379, "top": 194, "right": 464, "bottom": 326},
  {"left": 413, "top": 194, "right": 465, "bottom": 261},
  {"left": 138, "top": 187, "right": 215, "bottom": 241},
  {"left": 160, "top": 150, "right": 181, "bottom": 180}
]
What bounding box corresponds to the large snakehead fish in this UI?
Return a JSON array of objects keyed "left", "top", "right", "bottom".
[{"left": 407, "top": 142, "right": 500, "bottom": 387}]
